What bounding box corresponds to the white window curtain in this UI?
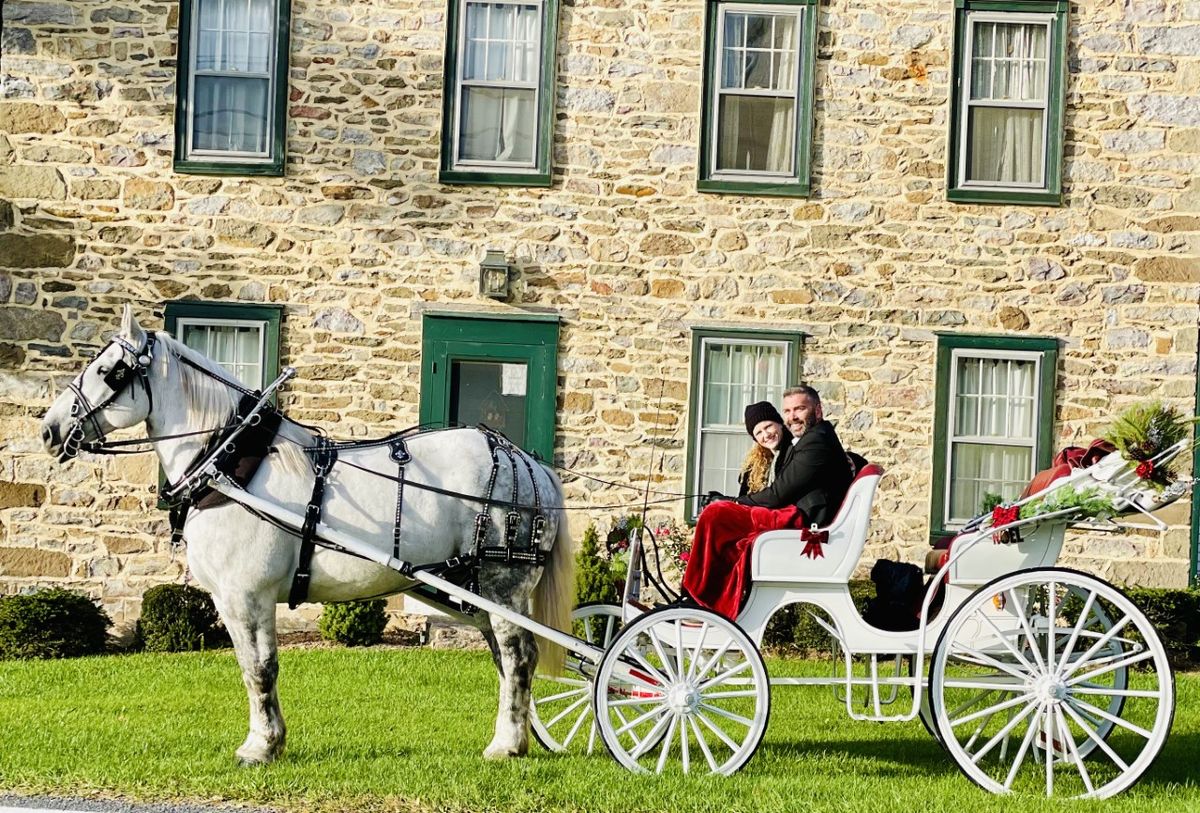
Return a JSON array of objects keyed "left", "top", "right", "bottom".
[
  {"left": 180, "top": 322, "right": 265, "bottom": 389},
  {"left": 695, "top": 340, "right": 788, "bottom": 509},
  {"left": 457, "top": 1, "right": 541, "bottom": 165},
  {"left": 714, "top": 8, "right": 799, "bottom": 175},
  {"left": 948, "top": 355, "right": 1038, "bottom": 521},
  {"left": 191, "top": 0, "right": 274, "bottom": 156},
  {"left": 965, "top": 19, "right": 1049, "bottom": 185}
]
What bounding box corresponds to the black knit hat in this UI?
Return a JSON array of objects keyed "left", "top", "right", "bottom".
[{"left": 744, "top": 401, "right": 784, "bottom": 438}]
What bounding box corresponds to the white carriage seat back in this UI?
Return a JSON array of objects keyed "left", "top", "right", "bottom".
[{"left": 749, "top": 464, "right": 885, "bottom": 583}]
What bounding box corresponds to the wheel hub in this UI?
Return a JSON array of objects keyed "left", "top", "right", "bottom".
[
  {"left": 1032, "top": 675, "right": 1068, "bottom": 704},
  {"left": 666, "top": 683, "right": 700, "bottom": 714}
]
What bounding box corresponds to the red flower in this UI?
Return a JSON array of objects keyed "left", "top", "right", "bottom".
[
  {"left": 1135, "top": 460, "right": 1155, "bottom": 480},
  {"left": 991, "top": 504, "right": 1019, "bottom": 527},
  {"left": 678, "top": 551, "right": 691, "bottom": 563}
]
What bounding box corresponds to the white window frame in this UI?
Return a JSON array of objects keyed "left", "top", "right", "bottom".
[
  {"left": 175, "top": 317, "right": 269, "bottom": 390},
  {"left": 708, "top": 2, "right": 804, "bottom": 184},
  {"left": 450, "top": 0, "right": 545, "bottom": 173},
  {"left": 185, "top": 0, "right": 278, "bottom": 163},
  {"left": 943, "top": 347, "right": 1044, "bottom": 526},
  {"left": 691, "top": 336, "right": 793, "bottom": 516},
  {"left": 956, "top": 11, "right": 1054, "bottom": 193}
]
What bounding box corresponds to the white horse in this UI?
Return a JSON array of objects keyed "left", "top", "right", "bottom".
[{"left": 41, "top": 306, "right": 573, "bottom": 764}]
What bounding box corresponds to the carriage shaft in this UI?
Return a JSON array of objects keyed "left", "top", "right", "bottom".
[{"left": 208, "top": 479, "right": 604, "bottom": 662}]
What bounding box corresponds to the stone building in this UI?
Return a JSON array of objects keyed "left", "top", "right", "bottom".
[{"left": 1, "top": 0, "right": 1198, "bottom": 631}]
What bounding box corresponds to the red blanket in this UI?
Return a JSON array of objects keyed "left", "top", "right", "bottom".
[{"left": 681, "top": 501, "right": 803, "bottom": 621}]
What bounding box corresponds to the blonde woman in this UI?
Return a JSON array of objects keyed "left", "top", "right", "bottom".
[{"left": 737, "top": 401, "right": 785, "bottom": 497}]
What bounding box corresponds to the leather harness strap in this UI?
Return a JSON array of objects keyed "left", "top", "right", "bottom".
[{"left": 287, "top": 438, "right": 337, "bottom": 609}]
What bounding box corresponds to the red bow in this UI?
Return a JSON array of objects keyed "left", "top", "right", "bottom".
[
  {"left": 991, "top": 504, "right": 1020, "bottom": 544},
  {"left": 1135, "top": 460, "right": 1155, "bottom": 480},
  {"left": 800, "top": 527, "right": 829, "bottom": 559}
]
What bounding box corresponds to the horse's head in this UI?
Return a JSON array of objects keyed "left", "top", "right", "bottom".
[{"left": 42, "top": 304, "right": 157, "bottom": 463}]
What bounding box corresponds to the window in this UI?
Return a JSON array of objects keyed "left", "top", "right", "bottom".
[
  {"left": 163, "top": 301, "right": 283, "bottom": 391},
  {"left": 698, "top": 0, "right": 818, "bottom": 197},
  {"left": 440, "top": 0, "right": 560, "bottom": 186},
  {"left": 685, "top": 329, "right": 803, "bottom": 519},
  {"left": 930, "top": 334, "right": 1058, "bottom": 539},
  {"left": 947, "top": 1, "right": 1067, "bottom": 205},
  {"left": 174, "top": 0, "right": 291, "bottom": 176}
]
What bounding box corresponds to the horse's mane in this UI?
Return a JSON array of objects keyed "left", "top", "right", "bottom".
[{"left": 157, "top": 332, "right": 312, "bottom": 474}]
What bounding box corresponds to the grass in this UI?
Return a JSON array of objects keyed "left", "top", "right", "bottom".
[{"left": 0, "top": 648, "right": 1197, "bottom": 813}]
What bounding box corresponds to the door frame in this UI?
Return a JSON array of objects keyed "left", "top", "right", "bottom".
[{"left": 419, "top": 311, "right": 560, "bottom": 461}]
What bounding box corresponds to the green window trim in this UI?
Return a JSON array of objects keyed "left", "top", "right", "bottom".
[
  {"left": 438, "top": 0, "right": 560, "bottom": 187},
  {"left": 946, "top": 0, "right": 1067, "bottom": 207},
  {"left": 684, "top": 327, "right": 805, "bottom": 523},
  {"left": 697, "top": 0, "right": 819, "bottom": 199},
  {"left": 419, "top": 313, "right": 560, "bottom": 462},
  {"left": 158, "top": 300, "right": 285, "bottom": 509},
  {"left": 930, "top": 333, "right": 1058, "bottom": 541},
  {"left": 173, "top": 0, "right": 292, "bottom": 177}
]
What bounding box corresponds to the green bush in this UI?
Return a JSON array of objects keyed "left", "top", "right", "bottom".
[
  {"left": 319, "top": 599, "right": 388, "bottom": 646},
  {"left": 575, "top": 523, "right": 618, "bottom": 606},
  {"left": 135, "top": 583, "right": 230, "bottom": 653},
  {"left": 0, "top": 588, "right": 111, "bottom": 659}
]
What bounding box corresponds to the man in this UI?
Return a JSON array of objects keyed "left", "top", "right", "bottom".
[
  {"left": 682, "top": 386, "right": 855, "bottom": 619},
  {"left": 736, "top": 386, "right": 854, "bottom": 526}
]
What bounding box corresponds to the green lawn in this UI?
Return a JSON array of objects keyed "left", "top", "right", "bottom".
[{"left": 0, "top": 648, "right": 1196, "bottom": 813}]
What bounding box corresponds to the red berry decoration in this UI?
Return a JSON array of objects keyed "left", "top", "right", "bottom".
[{"left": 1135, "top": 460, "right": 1154, "bottom": 480}]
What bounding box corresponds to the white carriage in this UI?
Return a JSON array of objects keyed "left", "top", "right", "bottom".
[{"left": 529, "top": 442, "right": 1193, "bottom": 799}]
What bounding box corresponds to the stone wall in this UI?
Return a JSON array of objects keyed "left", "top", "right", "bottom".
[{"left": 2, "top": 0, "right": 1198, "bottom": 629}]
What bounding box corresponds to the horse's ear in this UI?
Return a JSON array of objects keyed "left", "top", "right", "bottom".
[{"left": 120, "top": 304, "right": 146, "bottom": 345}]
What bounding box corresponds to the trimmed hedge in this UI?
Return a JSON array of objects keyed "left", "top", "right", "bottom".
[
  {"left": 0, "top": 588, "right": 111, "bottom": 659},
  {"left": 319, "top": 599, "right": 388, "bottom": 646},
  {"left": 575, "top": 523, "right": 619, "bottom": 606},
  {"left": 135, "top": 583, "right": 230, "bottom": 652}
]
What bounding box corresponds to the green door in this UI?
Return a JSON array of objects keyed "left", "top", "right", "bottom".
[{"left": 419, "top": 313, "right": 560, "bottom": 462}]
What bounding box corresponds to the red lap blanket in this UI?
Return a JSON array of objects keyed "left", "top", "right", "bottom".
[{"left": 681, "top": 501, "right": 803, "bottom": 621}]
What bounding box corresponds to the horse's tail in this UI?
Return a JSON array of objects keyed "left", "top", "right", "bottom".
[{"left": 531, "top": 467, "right": 573, "bottom": 676}]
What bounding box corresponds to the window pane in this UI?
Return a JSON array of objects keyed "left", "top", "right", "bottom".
[
  {"left": 950, "top": 442, "right": 1032, "bottom": 520},
  {"left": 195, "top": 0, "right": 273, "bottom": 74},
  {"left": 459, "top": 86, "right": 536, "bottom": 163},
  {"left": 720, "top": 11, "right": 798, "bottom": 92},
  {"left": 716, "top": 95, "right": 794, "bottom": 174},
  {"left": 699, "top": 431, "right": 750, "bottom": 499},
  {"left": 463, "top": 2, "right": 539, "bottom": 83},
  {"left": 193, "top": 76, "right": 270, "bottom": 153},
  {"left": 450, "top": 360, "right": 528, "bottom": 449},
  {"left": 952, "top": 355, "right": 1036, "bottom": 440},
  {"left": 967, "top": 106, "right": 1044, "bottom": 184},
  {"left": 181, "top": 323, "right": 265, "bottom": 390},
  {"left": 969, "top": 20, "right": 1048, "bottom": 102}
]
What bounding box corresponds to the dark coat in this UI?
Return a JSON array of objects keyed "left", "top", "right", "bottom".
[{"left": 735, "top": 420, "right": 854, "bottom": 526}]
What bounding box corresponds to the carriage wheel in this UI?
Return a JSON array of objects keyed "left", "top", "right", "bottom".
[
  {"left": 593, "top": 606, "right": 770, "bottom": 775},
  {"left": 930, "top": 568, "right": 1173, "bottom": 799},
  {"left": 530, "top": 603, "right": 623, "bottom": 754}
]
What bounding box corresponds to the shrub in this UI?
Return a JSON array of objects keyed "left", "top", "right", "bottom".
[
  {"left": 319, "top": 599, "right": 388, "bottom": 646},
  {"left": 1122, "top": 586, "right": 1200, "bottom": 668},
  {"left": 135, "top": 583, "right": 230, "bottom": 653},
  {"left": 575, "top": 523, "right": 618, "bottom": 606},
  {"left": 0, "top": 588, "right": 111, "bottom": 659}
]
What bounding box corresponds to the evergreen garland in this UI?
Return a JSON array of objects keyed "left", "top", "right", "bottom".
[
  {"left": 1019, "top": 486, "right": 1117, "bottom": 522},
  {"left": 1104, "top": 401, "right": 1197, "bottom": 487}
]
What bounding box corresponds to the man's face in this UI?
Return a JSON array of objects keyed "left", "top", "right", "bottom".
[{"left": 782, "top": 393, "right": 822, "bottom": 438}]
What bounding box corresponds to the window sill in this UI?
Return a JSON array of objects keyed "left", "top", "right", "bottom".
[
  {"left": 698, "top": 178, "right": 810, "bottom": 199},
  {"left": 947, "top": 187, "right": 1062, "bottom": 207},
  {"left": 439, "top": 169, "right": 552, "bottom": 188},
  {"left": 174, "top": 158, "right": 285, "bottom": 177}
]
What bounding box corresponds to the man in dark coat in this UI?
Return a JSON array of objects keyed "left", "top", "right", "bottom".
[{"left": 682, "top": 386, "right": 854, "bottom": 619}]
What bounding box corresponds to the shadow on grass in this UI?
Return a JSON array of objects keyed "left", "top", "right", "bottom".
[
  {"left": 1135, "top": 731, "right": 1200, "bottom": 790},
  {"left": 756, "top": 735, "right": 952, "bottom": 779}
]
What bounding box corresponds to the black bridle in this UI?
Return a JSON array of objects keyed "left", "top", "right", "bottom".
[{"left": 62, "top": 333, "right": 157, "bottom": 459}]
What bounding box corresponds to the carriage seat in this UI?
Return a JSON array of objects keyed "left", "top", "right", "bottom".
[{"left": 749, "top": 463, "right": 884, "bottom": 584}]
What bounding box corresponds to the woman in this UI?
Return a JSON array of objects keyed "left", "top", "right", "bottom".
[{"left": 737, "top": 401, "right": 786, "bottom": 497}]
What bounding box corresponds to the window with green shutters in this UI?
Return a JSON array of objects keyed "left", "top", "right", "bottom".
[
  {"left": 163, "top": 301, "right": 283, "bottom": 391},
  {"left": 439, "top": 0, "right": 560, "bottom": 187},
  {"left": 698, "top": 0, "right": 818, "bottom": 198},
  {"left": 173, "top": 0, "right": 291, "bottom": 176},
  {"left": 685, "top": 328, "right": 803, "bottom": 521},
  {"left": 947, "top": 0, "right": 1068, "bottom": 206},
  {"left": 930, "top": 334, "right": 1058, "bottom": 540}
]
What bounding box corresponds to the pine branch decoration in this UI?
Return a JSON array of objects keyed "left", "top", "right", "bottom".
[{"left": 1103, "top": 401, "right": 1197, "bottom": 487}]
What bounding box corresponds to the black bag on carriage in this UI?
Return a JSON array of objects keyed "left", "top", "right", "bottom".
[{"left": 864, "top": 559, "right": 922, "bottom": 632}]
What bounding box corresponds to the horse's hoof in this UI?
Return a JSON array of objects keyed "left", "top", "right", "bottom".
[
  {"left": 236, "top": 738, "right": 282, "bottom": 766},
  {"left": 483, "top": 743, "right": 526, "bottom": 759}
]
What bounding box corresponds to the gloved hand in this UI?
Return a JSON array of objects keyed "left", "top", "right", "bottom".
[{"left": 700, "top": 490, "right": 731, "bottom": 508}]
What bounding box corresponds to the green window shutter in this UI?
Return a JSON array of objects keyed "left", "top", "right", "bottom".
[
  {"left": 439, "top": 0, "right": 560, "bottom": 187},
  {"left": 946, "top": 0, "right": 1068, "bottom": 206},
  {"left": 685, "top": 327, "right": 804, "bottom": 522},
  {"left": 930, "top": 333, "right": 1058, "bottom": 541},
  {"left": 174, "top": 0, "right": 292, "bottom": 177},
  {"left": 697, "top": 0, "right": 818, "bottom": 199}
]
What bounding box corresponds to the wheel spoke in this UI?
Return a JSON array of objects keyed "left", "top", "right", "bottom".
[
  {"left": 1054, "top": 589, "right": 1097, "bottom": 678},
  {"left": 1001, "top": 703, "right": 1042, "bottom": 789},
  {"left": 1068, "top": 650, "right": 1154, "bottom": 687},
  {"left": 1067, "top": 696, "right": 1152, "bottom": 739},
  {"left": 952, "top": 644, "right": 1032, "bottom": 683},
  {"left": 943, "top": 678, "right": 1024, "bottom": 691},
  {"left": 1072, "top": 684, "right": 1160, "bottom": 699},
  {"left": 972, "top": 608, "right": 1039, "bottom": 675},
  {"left": 969, "top": 700, "right": 1039, "bottom": 764},
  {"left": 692, "top": 636, "right": 736, "bottom": 686},
  {"left": 608, "top": 694, "right": 666, "bottom": 708},
  {"left": 952, "top": 691, "right": 1037, "bottom": 728},
  {"left": 699, "top": 701, "right": 753, "bottom": 728},
  {"left": 654, "top": 713, "right": 678, "bottom": 774},
  {"left": 1056, "top": 704, "right": 1095, "bottom": 796},
  {"left": 648, "top": 622, "right": 679, "bottom": 683},
  {"left": 545, "top": 694, "right": 591, "bottom": 730},
  {"left": 695, "top": 707, "right": 742, "bottom": 752},
  {"left": 685, "top": 621, "right": 710, "bottom": 683},
  {"left": 1044, "top": 704, "right": 1054, "bottom": 796},
  {"left": 629, "top": 710, "right": 674, "bottom": 760},
  {"left": 624, "top": 646, "right": 671, "bottom": 689},
  {"left": 1008, "top": 588, "right": 1048, "bottom": 674},
  {"left": 560, "top": 699, "right": 591, "bottom": 748},
  {"left": 615, "top": 702, "right": 668, "bottom": 736},
  {"left": 698, "top": 657, "right": 752, "bottom": 692},
  {"left": 1061, "top": 700, "right": 1129, "bottom": 771},
  {"left": 1064, "top": 614, "right": 1133, "bottom": 678},
  {"left": 539, "top": 684, "right": 588, "bottom": 704},
  {"left": 679, "top": 709, "right": 691, "bottom": 773},
  {"left": 689, "top": 715, "right": 719, "bottom": 772},
  {"left": 698, "top": 689, "right": 760, "bottom": 700},
  {"left": 1046, "top": 581, "right": 1057, "bottom": 676}
]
